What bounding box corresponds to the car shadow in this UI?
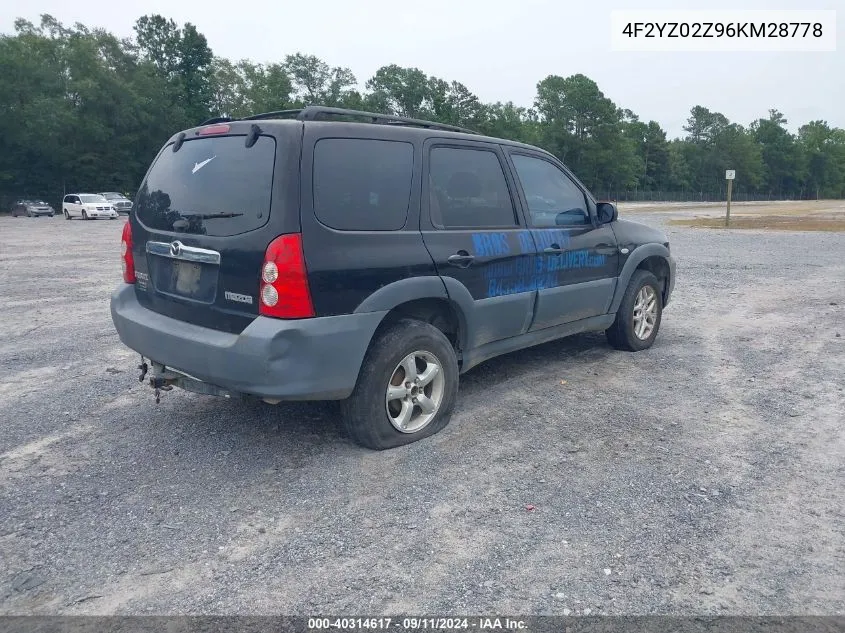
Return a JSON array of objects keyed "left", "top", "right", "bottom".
[
  {"left": 174, "top": 331, "right": 615, "bottom": 454},
  {"left": 457, "top": 331, "right": 610, "bottom": 393}
]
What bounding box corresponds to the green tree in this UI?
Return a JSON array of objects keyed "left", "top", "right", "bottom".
[
  {"left": 1, "top": 15, "right": 843, "bottom": 208},
  {"left": 535, "top": 74, "right": 638, "bottom": 191},
  {"left": 799, "top": 121, "right": 845, "bottom": 198},
  {"left": 365, "top": 65, "right": 431, "bottom": 118},
  {"left": 284, "top": 53, "right": 356, "bottom": 106},
  {"left": 711, "top": 123, "right": 765, "bottom": 192},
  {"left": 622, "top": 112, "right": 671, "bottom": 190},
  {"left": 476, "top": 102, "right": 540, "bottom": 145},
  {"left": 429, "top": 79, "right": 483, "bottom": 127},
  {"left": 133, "top": 15, "right": 180, "bottom": 75},
  {"left": 751, "top": 109, "right": 806, "bottom": 196},
  {"left": 177, "top": 23, "right": 213, "bottom": 123},
  {"left": 211, "top": 59, "right": 294, "bottom": 118},
  {"left": 134, "top": 15, "right": 213, "bottom": 125}
]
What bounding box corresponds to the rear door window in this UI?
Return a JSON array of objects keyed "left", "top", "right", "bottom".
[
  {"left": 429, "top": 147, "right": 518, "bottom": 229},
  {"left": 313, "top": 138, "right": 414, "bottom": 231},
  {"left": 135, "top": 135, "right": 276, "bottom": 237}
]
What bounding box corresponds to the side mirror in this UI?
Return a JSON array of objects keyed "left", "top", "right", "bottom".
[{"left": 596, "top": 201, "right": 617, "bottom": 224}]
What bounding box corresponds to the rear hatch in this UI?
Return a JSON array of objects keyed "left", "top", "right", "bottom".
[{"left": 130, "top": 121, "right": 302, "bottom": 334}]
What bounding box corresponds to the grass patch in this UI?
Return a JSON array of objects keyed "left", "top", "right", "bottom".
[{"left": 668, "top": 215, "right": 845, "bottom": 232}]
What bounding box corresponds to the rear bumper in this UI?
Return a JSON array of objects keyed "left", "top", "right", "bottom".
[{"left": 110, "top": 284, "right": 387, "bottom": 400}]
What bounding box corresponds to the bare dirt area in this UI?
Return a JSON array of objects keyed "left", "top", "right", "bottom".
[
  {"left": 1, "top": 207, "right": 843, "bottom": 616},
  {"left": 621, "top": 199, "right": 845, "bottom": 218},
  {"left": 670, "top": 216, "right": 845, "bottom": 232}
]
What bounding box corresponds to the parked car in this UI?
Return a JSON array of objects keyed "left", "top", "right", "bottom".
[
  {"left": 11, "top": 199, "right": 55, "bottom": 217},
  {"left": 110, "top": 106, "right": 676, "bottom": 450},
  {"left": 99, "top": 191, "right": 133, "bottom": 214},
  {"left": 63, "top": 194, "right": 119, "bottom": 220}
]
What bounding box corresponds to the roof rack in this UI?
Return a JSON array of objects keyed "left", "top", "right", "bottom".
[{"left": 239, "top": 105, "right": 478, "bottom": 134}]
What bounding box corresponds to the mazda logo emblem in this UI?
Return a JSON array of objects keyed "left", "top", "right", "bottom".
[{"left": 170, "top": 241, "right": 182, "bottom": 257}]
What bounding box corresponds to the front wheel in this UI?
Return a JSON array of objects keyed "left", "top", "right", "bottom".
[
  {"left": 82, "top": 210, "right": 88, "bottom": 220},
  {"left": 340, "top": 319, "right": 459, "bottom": 450},
  {"left": 606, "top": 269, "right": 663, "bottom": 352}
]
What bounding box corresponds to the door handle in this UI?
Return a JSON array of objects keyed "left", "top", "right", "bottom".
[
  {"left": 447, "top": 251, "right": 475, "bottom": 268},
  {"left": 544, "top": 243, "right": 564, "bottom": 254}
]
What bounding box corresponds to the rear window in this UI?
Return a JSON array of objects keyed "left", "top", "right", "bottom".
[
  {"left": 135, "top": 135, "right": 276, "bottom": 237},
  {"left": 313, "top": 138, "right": 414, "bottom": 231}
]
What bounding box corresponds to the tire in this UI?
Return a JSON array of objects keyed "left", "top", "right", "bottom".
[
  {"left": 606, "top": 269, "right": 663, "bottom": 352},
  {"left": 64, "top": 210, "right": 70, "bottom": 220},
  {"left": 340, "top": 318, "right": 459, "bottom": 450},
  {"left": 82, "top": 210, "right": 88, "bottom": 220},
  {"left": 48, "top": 213, "right": 54, "bottom": 217}
]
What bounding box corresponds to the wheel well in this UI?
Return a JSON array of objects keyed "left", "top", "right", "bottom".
[
  {"left": 636, "top": 256, "right": 670, "bottom": 300},
  {"left": 376, "top": 298, "right": 463, "bottom": 352}
]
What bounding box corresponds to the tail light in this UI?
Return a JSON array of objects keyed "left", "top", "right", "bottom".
[
  {"left": 198, "top": 124, "right": 230, "bottom": 136},
  {"left": 259, "top": 234, "right": 314, "bottom": 319},
  {"left": 121, "top": 221, "right": 136, "bottom": 283}
]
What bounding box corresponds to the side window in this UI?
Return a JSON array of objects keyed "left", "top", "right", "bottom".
[
  {"left": 429, "top": 147, "right": 517, "bottom": 229},
  {"left": 63, "top": 195, "right": 71, "bottom": 203},
  {"left": 313, "top": 138, "right": 413, "bottom": 231},
  {"left": 511, "top": 154, "right": 590, "bottom": 227}
]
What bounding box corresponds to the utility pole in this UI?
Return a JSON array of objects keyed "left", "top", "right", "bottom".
[{"left": 725, "top": 170, "right": 735, "bottom": 227}]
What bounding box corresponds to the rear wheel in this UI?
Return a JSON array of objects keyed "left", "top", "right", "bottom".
[
  {"left": 606, "top": 269, "right": 663, "bottom": 351},
  {"left": 341, "top": 319, "right": 459, "bottom": 450}
]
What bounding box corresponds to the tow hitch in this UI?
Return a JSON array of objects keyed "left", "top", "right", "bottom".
[
  {"left": 147, "top": 361, "right": 175, "bottom": 404},
  {"left": 138, "top": 356, "right": 246, "bottom": 403},
  {"left": 151, "top": 376, "right": 174, "bottom": 404}
]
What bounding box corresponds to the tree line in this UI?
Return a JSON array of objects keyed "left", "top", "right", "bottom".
[{"left": 2, "top": 14, "right": 844, "bottom": 209}]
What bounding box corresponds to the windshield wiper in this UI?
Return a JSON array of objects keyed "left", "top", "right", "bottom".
[{"left": 181, "top": 212, "right": 245, "bottom": 219}]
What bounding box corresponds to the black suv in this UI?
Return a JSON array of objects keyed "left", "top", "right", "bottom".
[{"left": 111, "top": 106, "right": 675, "bottom": 450}]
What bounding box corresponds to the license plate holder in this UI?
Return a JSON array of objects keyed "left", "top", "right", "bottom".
[{"left": 173, "top": 261, "right": 202, "bottom": 295}]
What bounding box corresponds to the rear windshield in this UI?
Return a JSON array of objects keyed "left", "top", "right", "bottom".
[{"left": 135, "top": 135, "right": 276, "bottom": 237}]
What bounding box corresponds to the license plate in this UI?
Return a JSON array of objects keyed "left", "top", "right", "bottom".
[{"left": 173, "top": 261, "right": 202, "bottom": 295}]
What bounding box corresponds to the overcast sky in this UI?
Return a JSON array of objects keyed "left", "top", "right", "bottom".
[{"left": 2, "top": 0, "right": 841, "bottom": 138}]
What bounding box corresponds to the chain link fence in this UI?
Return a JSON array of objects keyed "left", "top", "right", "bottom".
[{"left": 593, "top": 190, "right": 817, "bottom": 203}]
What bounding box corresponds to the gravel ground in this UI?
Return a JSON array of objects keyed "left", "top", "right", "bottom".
[{"left": 0, "top": 207, "right": 843, "bottom": 616}]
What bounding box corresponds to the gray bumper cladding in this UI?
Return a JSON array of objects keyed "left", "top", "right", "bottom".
[
  {"left": 110, "top": 284, "right": 387, "bottom": 401},
  {"left": 666, "top": 256, "right": 677, "bottom": 305}
]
